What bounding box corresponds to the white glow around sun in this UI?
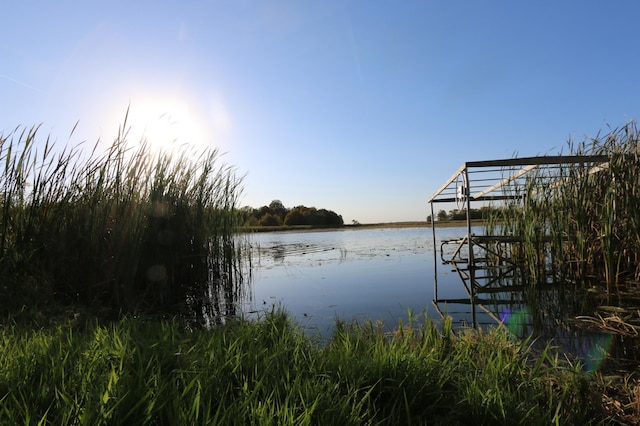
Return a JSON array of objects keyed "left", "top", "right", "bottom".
[{"left": 125, "top": 97, "right": 210, "bottom": 155}]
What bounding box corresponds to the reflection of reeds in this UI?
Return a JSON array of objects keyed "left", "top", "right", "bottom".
[{"left": 0, "top": 123, "right": 247, "bottom": 324}]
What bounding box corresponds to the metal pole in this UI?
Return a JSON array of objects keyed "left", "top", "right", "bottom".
[
  {"left": 431, "top": 201, "right": 438, "bottom": 301},
  {"left": 464, "top": 168, "right": 476, "bottom": 327}
]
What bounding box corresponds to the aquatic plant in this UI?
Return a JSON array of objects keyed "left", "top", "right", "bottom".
[
  {"left": 487, "top": 122, "right": 640, "bottom": 291},
  {"left": 0, "top": 121, "right": 247, "bottom": 323}
]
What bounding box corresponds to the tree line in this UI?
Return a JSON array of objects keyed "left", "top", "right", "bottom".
[
  {"left": 428, "top": 207, "right": 492, "bottom": 222},
  {"left": 241, "top": 200, "right": 344, "bottom": 227}
]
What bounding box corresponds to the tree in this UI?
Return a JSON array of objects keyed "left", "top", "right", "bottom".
[
  {"left": 268, "top": 200, "right": 287, "bottom": 221},
  {"left": 437, "top": 210, "right": 449, "bottom": 221},
  {"left": 450, "top": 209, "right": 466, "bottom": 220},
  {"left": 242, "top": 200, "right": 343, "bottom": 227},
  {"left": 316, "top": 208, "right": 343, "bottom": 225},
  {"left": 269, "top": 199, "right": 285, "bottom": 211},
  {"left": 259, "top": 213, "right": 282, "bottom": 226},
  {"left": 284, "top": 208, "right": 305, "bottom": 225}
]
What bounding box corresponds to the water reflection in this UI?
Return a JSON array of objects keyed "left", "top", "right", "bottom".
[{"left": 247, "top": 227, "right": 437, "bottom": 335}]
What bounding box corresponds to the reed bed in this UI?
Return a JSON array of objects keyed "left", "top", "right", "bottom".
[
  {"left": 0, "top": 309, "right": 610, "bottom": 425},
  {"left": 481, "top": 124, "right": 640, "bottom": 385},
  {"left": 485, "top": 122, "right": 640, "bottom": 292},
  {"left": 0, "top": 123, "right": 247, "bottom": 324}
]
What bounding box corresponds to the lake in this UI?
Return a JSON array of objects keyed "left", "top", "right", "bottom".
[
  {"left": 245, "top": 226, "right": 447, "bottom": 335},
  {"left": 242, "top": 225, "right": 631, "bottom": 371},
  {"left": 245, "top": 225, "right": 525, "bottom": 334}
]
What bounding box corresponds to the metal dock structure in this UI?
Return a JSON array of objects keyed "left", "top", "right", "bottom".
[{"left": 427, "top": 155, "right": 610, "bottom": 329}]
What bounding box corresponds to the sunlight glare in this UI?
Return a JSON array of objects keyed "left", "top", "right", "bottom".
[{"left": 126, "top": 98, "right": 209, "bottom": 155}]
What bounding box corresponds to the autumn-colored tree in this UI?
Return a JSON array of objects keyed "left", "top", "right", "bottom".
[
  {"left": 244, "top": 201, "right": 343, "bottom": 227},
  {"left": 258, "top": 213, "right": 282, "bottom": 226}
]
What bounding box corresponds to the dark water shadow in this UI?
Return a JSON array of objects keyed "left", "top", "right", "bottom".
[{"left": 434, "top": 255, "right": 640, "bottom": 373}]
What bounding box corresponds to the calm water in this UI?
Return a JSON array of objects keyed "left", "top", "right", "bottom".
[
  {"left": 245, "top": 226, "right": 492, "bottom": 335},
  {"left": 239, "top": 225, "right": 634, "bottom": 371}
]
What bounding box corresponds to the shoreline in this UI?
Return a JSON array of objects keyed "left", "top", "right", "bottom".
[{"left": 239, "top": 219, "right": 484, "bottom": 233}]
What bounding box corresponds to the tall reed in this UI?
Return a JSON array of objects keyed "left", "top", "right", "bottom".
[
  {"left": 0, "top": 122, "right": 247, "bottom": 323},
  {"left": 487, "top": 122, "right": 640, "bottom": 291}
]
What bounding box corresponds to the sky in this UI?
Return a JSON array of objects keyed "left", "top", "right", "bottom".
[{"left": 2, "top": 1, "right": 640, "bottom": 224}]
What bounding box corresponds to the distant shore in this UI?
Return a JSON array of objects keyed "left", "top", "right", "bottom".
[{"left": 239, "top": 219, "right": 484, "bottom": 233}]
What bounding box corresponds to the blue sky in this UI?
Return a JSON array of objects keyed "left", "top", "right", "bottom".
[{"left": 3, "top": 1, "right": 640, "bottom": 223}]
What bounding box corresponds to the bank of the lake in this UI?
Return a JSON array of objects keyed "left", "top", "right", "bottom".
[
  {"left": 1, "top": 309, "right": 626, "bottom": 425},
  {"left": 240, "top": 219, "right": 484, "bottom": 233}
]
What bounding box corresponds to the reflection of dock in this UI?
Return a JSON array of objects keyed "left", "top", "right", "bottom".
[
  {"left": 440, "top": 235, "right": 523, "bottom": 293},
  {"left": 427, "top": 155, "right": 609, "bottom": 330},
  {"left": 432, "top": 232, "right": 531, "bottom": 331}
]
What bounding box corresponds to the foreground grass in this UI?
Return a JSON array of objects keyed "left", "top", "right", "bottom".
[{"left": 0, "top": 310, "right": 612, "bottom": 425}]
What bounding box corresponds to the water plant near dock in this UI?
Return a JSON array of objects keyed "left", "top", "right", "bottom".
[{"left": 487, "top": 122, "right": 640, "bottom": 291}]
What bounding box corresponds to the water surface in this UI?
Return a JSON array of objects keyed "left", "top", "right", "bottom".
[{"left": 246, "top": 226, "right": 476, "bottom": 335}]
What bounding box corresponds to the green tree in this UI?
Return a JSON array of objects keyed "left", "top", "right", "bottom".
[
  {"left": 269, "top": 200, "right": 287, "bottom": 221},
  {"left": 451, "top": 209, "right": 466, "bottom": 220},
  {"left": 244, "top": 201, "right": 343, "bottom": 227},
  {"left": 284, "top": 208, "right": 305, "bottom": 225},
  {"left": 259, "top": 213, "right": 282, "bottom": 226},
  {"left": 316, "top": 208, "right": 343, "bottom": 225}
]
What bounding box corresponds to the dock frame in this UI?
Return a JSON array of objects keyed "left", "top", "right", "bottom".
[{"left": 428, "top": 155, "right": 610, "bottom": 328}]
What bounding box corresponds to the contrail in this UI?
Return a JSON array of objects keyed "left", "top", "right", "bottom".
[
  {"left": 344, "top": 14, "right": 364, "bottom": 85},
  {"left": 0, "top": 73, "right": 40, "bottom": 91},
  {"left": 342, "top": 11, "right": 368, "bottom": 113}
]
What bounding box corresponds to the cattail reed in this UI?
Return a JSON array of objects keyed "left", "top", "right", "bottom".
[
  {"left": 488, "top": 122, "right": 640, "bottom": 291},
  {"left": 0, "top": 122, "right": 248, "bottom": 324}
]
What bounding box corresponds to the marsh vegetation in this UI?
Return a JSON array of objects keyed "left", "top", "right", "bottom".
[
  {"left": 483, "top": 123, "right": 640, "bottom": 332},
  {"left": 485, "top": 123, "right": 639, "bottom": 285},
  {"left": 0, "top": 122, "right": 247, "bottom": 325}
]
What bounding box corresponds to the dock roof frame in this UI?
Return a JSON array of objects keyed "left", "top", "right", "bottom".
[{"left": 427, "top": 155, "right": 610, "bottom": 205}]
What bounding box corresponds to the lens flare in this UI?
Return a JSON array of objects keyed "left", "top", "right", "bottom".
[
  {"left": 500, "top": 307, "right": 531, "bottom": 337},
  {"left": 500, "top": 307, "right": 616, "bottom": 374},
  {"left": 579, "top": 333, "right": 615, "bottom": 374}
]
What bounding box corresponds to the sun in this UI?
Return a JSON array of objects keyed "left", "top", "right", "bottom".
[{"left": 125, "top": 97, "right": 210, "bottom": 156}]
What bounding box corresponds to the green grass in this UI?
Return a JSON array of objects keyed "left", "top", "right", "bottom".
[{"left": 0, "top": 309, "right": 610, "bottom": 425}]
